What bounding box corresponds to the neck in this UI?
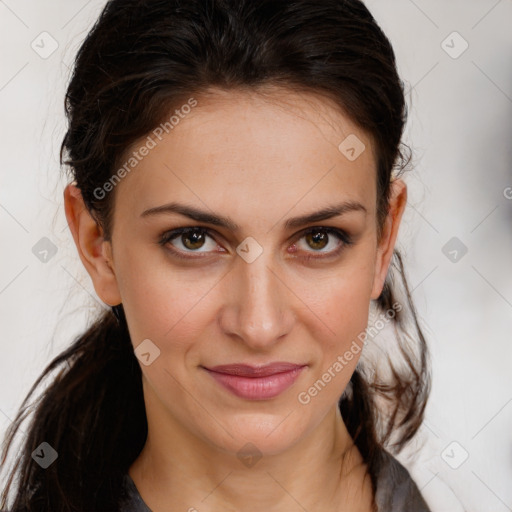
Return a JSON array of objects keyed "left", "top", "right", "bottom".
[{"left": 129, "top": 396, "right": 374, "bottom": 512}]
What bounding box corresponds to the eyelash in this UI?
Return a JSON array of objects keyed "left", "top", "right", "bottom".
[{"left": 158, "top": 226, "right": 354, "bottom": 262}]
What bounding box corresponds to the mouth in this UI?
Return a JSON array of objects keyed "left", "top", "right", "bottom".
[{"left": 202, "top": 362, "right": 307, "bottom": 400}]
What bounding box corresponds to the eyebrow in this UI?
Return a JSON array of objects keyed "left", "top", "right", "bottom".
[{"left": 140, "top": 200, "right": 367, "bottom": 231}]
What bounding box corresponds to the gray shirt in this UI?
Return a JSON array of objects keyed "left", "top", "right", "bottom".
[{"left": 119, "top": 450, "right": 432, "bottom": 511}]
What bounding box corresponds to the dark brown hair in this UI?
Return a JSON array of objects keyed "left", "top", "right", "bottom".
[{"left": 1, "top": 0, "right": 430, "bottom": 510}]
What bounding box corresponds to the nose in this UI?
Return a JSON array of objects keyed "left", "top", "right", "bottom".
[{"left": 219, "top": 252, "right": 295, "bottom": 351}]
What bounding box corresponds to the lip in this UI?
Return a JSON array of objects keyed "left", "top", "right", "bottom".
[{"left": 203, "top": 362, "right": 307, "bottom": 400}]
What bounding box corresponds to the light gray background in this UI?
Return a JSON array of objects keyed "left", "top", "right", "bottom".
[{"left": 1, "top": 1, "right": 511, "bottom": 511}]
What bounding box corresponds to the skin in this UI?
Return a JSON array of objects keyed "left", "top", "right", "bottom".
[{"left": 64, "top": 86, "right": 407, "bottom": 512}]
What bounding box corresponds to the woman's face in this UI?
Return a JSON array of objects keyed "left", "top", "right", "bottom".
[{"left": 68, "top": 87, "right": 406, "bottom": 457}]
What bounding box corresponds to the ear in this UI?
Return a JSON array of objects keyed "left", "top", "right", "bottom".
[
  {"left": 63, "top": 183, "right": 122, "bottom": 306},
  {"left": 370, "top": 178, "right": 407, "bottom": 300}
]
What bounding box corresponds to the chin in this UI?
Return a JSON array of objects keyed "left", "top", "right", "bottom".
[{"left": 203, "top": 411, "right": 311, "bottom": 460}]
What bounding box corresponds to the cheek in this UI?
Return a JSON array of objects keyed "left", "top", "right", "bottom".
[
  {"left": 313, "top": 249, "right": 376, "bottom": 359},
  {"left": 115, "top": 244, "right": 224, "bottom": 359},
  {"left": 298, "top": 275, "right": 373, "bottom": 409},
  {"left": 320, "top": 283, "right": 371, "bottom": 366}
]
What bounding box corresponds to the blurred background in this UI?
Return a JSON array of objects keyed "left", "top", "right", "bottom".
[{"left": 1, "top": 1, "right": 511, "bottom": 510}]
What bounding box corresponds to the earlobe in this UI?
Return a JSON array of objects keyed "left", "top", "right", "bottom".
[
  {"left": 370, "top": 179, "right": 407, "bottom": 300},
  {"left": 63, "top": 183, "right": 122, "bottom": 306}
]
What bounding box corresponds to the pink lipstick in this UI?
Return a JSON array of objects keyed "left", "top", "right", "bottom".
[{"left": 203, "top": 362, "right": 306, "bottom": 400}]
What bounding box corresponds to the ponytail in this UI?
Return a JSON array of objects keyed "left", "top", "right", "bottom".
[{"left": 0, "top": 309, "right": 147, "bottom": 511}]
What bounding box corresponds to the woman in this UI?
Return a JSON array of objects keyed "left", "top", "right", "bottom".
[{"left": 0, "top": 0, "right": 432, "bottom": 510}]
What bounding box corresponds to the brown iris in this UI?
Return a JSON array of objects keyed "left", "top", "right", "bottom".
[
  {"left": 181, "top": 229, "right": 206, "bottom": 250},
  {"left": 305, "top": 230, "right": 329, "bottom": 251}
]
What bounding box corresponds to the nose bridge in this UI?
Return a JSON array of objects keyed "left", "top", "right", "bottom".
[{"left": 226, "top": 250, "right": 292, "bottom": 349}]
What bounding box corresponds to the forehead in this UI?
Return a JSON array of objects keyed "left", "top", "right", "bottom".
[{"left": 113, "top": 86, "right": 377, "bottom": 225}]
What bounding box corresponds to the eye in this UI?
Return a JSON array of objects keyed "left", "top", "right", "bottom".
[
  {"left": 291, "top": 227, "right": 353, "bottom": 260},
  {"left": 159, "top": 227, "right": 221, "bottom": 258}
]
